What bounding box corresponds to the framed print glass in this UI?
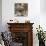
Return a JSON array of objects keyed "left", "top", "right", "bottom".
[{"left": 14, "top": 3, "right": 28, "bottom": 16}]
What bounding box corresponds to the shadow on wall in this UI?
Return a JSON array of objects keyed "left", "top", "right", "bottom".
[{"left": 0, "top": 0, "right": 2, "bottom": 32}]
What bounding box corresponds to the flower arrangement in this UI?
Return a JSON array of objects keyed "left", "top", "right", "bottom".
[{"left": 36, "top": 25, "right": 45, "bottom": 41}]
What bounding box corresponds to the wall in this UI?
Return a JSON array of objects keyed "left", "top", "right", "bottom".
[
  {"left": 2, "top": 0, "right": 40, "bottom": 30},
  {"left": 2, "top": 0, "right": 46, "bottom": 46},
  {"left": 40, "top": 0, "right": 46, "bottom": 13},
  {"left": 40, "top": 0, "right": 46, "bottom": 32},
  {"left": 2, "top": 0, "right": 40, "bottom": 46},
  {"left": 0, "top": 0, "right": 2, "bottom": 32}
]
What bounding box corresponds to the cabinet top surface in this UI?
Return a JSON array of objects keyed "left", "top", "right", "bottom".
[{"left": 7, "top": 23, "right": 34, "bottom": 25}]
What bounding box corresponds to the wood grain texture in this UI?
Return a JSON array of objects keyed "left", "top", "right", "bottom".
[{"left": 7, "top": 23, "right": 34, "bottom": 46}]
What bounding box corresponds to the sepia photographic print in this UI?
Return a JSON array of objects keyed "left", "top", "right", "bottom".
[{"left": 14, "top": 3, "right": 28, "bottom": 16}]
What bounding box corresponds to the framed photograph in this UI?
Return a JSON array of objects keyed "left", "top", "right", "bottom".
[{"left": 14, "top": 3, "right": 28, "bottom": 16}]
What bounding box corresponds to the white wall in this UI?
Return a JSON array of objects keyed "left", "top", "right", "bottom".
[
  {"left": 2, "top": 0, "right": 46, "bottom": 46},
  {"left": 2, "top": 0, "right": 40, "bottom": 46},
  {"left": 0, "top": 0, "right": 2, "bottom": 32},
  {"left": 40, "top": 0, "right": 46, "bottom": 13},
  {"left": 40, "top": 0, "right": 46, "bottom": 31},
  {"left": 2, "top": 0, "right": 40, "bottom": 30}
]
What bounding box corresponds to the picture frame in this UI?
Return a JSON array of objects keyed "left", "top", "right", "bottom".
[{"left": 14, "top": 3, "right": 28, "bottom": 16}]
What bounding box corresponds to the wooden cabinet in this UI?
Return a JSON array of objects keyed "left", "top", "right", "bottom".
[{"left": 7, "top": 23, "right": 34, "bottom": 46}]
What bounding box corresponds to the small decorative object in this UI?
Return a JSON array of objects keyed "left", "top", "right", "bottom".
[
  {"left": 25, "top": 20, "right": 30, "bottom": 23},
  {"left": 14, "top": 19, "right": 19, "bottom": 23},
  {"left": 10, "top": 20, "right": 13, "bottom": 21},
  {"left": 25, "top": 17, "right": 30, "bottom": 23},
  {"left": 8, "top": 20, "right": 13, "bottom": 23},
  {"left": 14, "top": 3, "right": 28, "bottom": 16},
  {"left": 9, "top": 19, "right": 19, "bottom": 23},
  {"left": 36, "top": 25, "right": 45, "bottom": 46}
]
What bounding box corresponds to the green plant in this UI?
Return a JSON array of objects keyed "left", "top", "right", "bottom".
[{"left": 36, "top": 25, "right": 45, "bottom": 41}]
